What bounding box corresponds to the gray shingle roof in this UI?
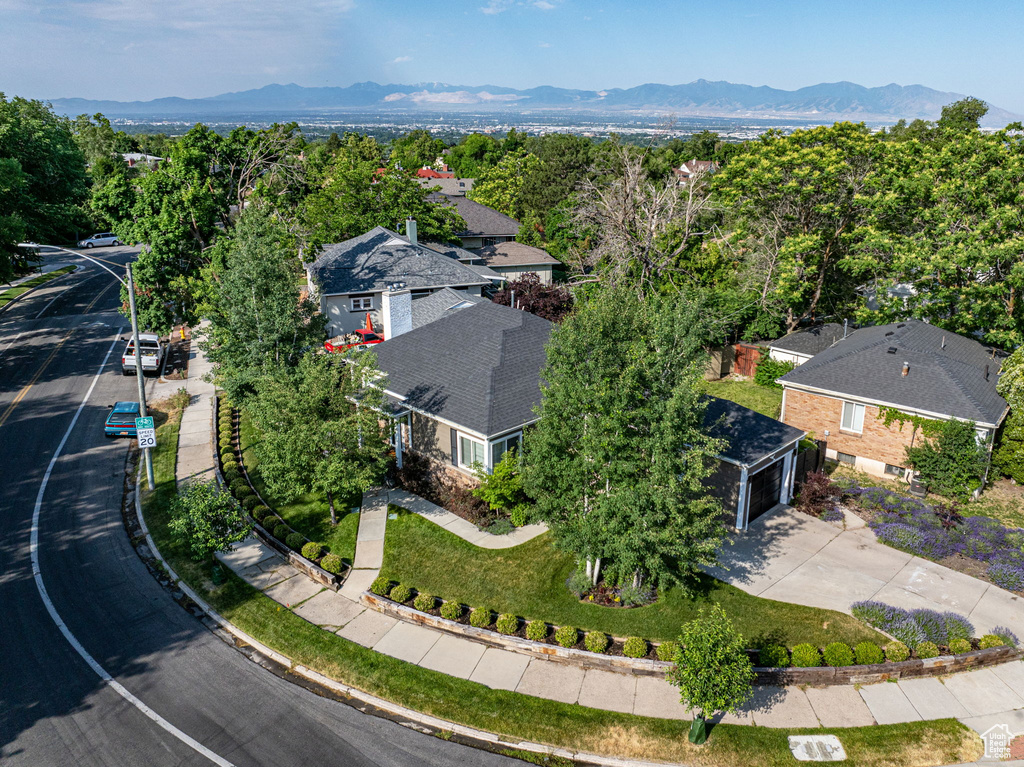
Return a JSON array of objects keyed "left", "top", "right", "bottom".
[
  {"left": 779, "top": 320, "right": 1008, "bottom": 426},
  {"left": 429, "top": 193, "right": 521, "bottom": 237},
  {"left": 410, "top": 288, "right": 486, "bottom": 330},
  {"left": 476, "top": 241, "right": 560, "bottom": 268},
  {"left": 704, "top": 397, "right": 805, "bottom": 466},
  {"left": 308, "top": 227, "right": 491, "bottom": 296},
  {"left": 770, "top": 323, "right": 847, "bottom": 356},
  {"left": 374, "top": 301, "right": 552, "bottom": 436},
  {"left": 418, "top": 177, "right": 475, "bottom": 196},
  {"left": 421, "top": 240, "right": 481, "bottom": 263}
]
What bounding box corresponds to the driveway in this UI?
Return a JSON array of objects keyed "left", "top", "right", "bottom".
[{"left": 706, "top": 506, "right": 1024, "bottom": 641}]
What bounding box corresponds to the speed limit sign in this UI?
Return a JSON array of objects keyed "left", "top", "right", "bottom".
[{"left": 135, "top": 416, "right": 157, "bottom": 449}]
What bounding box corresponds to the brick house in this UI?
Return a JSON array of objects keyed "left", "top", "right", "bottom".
[{"left": 778, "top": 321, "right": 1009, "bottom": 480}]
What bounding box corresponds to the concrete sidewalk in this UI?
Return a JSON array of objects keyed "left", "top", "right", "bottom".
[{"left": 174, "top": 321, "right": 217, "bottom": 487}]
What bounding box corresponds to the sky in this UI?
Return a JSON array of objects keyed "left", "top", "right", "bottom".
[{"left": 3, "top": 0, "right": 1024, "bottom": 114}]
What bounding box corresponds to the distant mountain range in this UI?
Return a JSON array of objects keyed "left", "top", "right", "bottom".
[{"left": 47, "top": 80, "right": 1019, "bottom": 126}]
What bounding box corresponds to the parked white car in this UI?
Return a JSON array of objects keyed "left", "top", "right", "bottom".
[
  {"left": 121, "top": 333, "right": 165, "bottom": 376},
  {"left": 78, "top": 232, "right": 121, "bottom": 248}
]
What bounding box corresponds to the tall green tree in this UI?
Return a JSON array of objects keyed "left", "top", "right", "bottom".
[
  {"left": 388, "top": 129, "right": 446, "bottom": 171},
  {"left": 202, "top": 206, "right": 326, "bottom": 404},
  {"left": 520, "top": 133, "right": 595, "bottom": 217},
  {"left": 0, "top": 94, "right": 89, "bottom": 279},
  {"left": 905, "top": 419, "right": 989, "bottom": 502},
  {"left": 937, "top": 96, "right": 989, "bottom": 133},
  {"left": 467, "top": 150, "right": 542, "bottom": 220},
  {"left": 169, "top": 481, "right": 252, "bottom": 562},
  {"left": 522, "top": 287, "right": 726, "bottom": 589},
  {"left": 248, "top": 351, "right": 391, "bottom": 525},
  {"left": 445, "top": 133, "right": 502, "bottom": 177},
  {"left": 993, "top": 346, "right": 1024, "bottom": 481}
]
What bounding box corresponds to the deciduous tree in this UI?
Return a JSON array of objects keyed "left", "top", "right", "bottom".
[{"left": 169, "top": 481, "right": 252, "bottom": 562}]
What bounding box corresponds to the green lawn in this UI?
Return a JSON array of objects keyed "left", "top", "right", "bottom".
[
  {"left": 237, "top": 411, "right": 360, "bottom": 564},
  {"left": 0, "top": 266, "right": 75, "bottom": 310},
  {"left": 703, "top": 377, "right": 783, "bottom": 419},
  {"left": 140, "top": 400, "right": 979, "bottom": 767},
  {"left": 380, "top": 510, "right": 883, "bottom": 647}
]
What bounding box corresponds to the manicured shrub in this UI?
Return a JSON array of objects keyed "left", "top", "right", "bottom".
[
  {"left": 228, "top": 478, "right": 249, "bottom": 497},
  {"left": 301, "top": 541, "right": 321, "bottom": 560},
  {"left": 757, "top": 644, "right": 790, "bottom": 668},
  {"left": 220, "top": 447, "right": 235, "bottom": 463},
  {"left": 851, "top": 600, "right": 976, "bottom": 648},
  {"left": 320, "top": 553, "right": 342, "bottom": 574},
  {"left": 285, "top": 532, "right": 304, "bottom": 551},
  {"left": 485, "top": 518, "right": 514, "bottom": 536},
  {"left": 236, "top": 486, "right": 255, "bottom": 502},
  {"left": 622, "top": 636, "right": 648, "bottom": 659},
  {"left": 223, "top": 469, "right": 242, "bottom": 484},
  {"left": 369, "top": 576, "right": 391, "bottom": 596},
  {"left": 509, "top": 507, "right": 529, "bottom": 527},
  {"left": 414, "top": 593, "right": 437, "bottom": 613},
  {"left": 885, "top": 642, "right": 910, "bottom": 662},
  {"left": 273, "top": 523, "right": 290, "bottom": 540},
  {"left": 822, "top": 642, "right": 854, "bottom": 667},
  {"left": 790, "top": 643, "right": 822, "bottom": 667},
  {"left": 948, "top": 638, "right": 972, "bottom": 654},
  {"left": 251, "top": 505, "right": 271, "bottom": 522},
  {"left": 993, "top": 626, "right": 1020, "bottom": 647},
  {"left": 218, "top": 435, "right": 232, "bottom": 450},
  {"left": 656, "top": 641, "right": 679, "bottom": 662},
  {"left": 584, "top": 631, "right": 609, "bottom": 654},
  {"left": 526, "top": 620, "right": 547, "bottom": 642},
  {"left": 915, "top": 641, "right": 940, "bottom": 659},
  {"left": 221, "top": 459, "right": 239, "bottom": 473},
  {"left": 440, "top": 601, "right": 463, "bottom": 621},
  {"left": 495, "top": 613, "right": 519, "bottom": 635},
  {"left": 261, "top": 514, "right": 282, "bottom": 529},
  {"left": 242, "top": 495, "right": 262, "bottom": 511},
  {"left": 979, "top": 634, "right": 1007, "bottom": 649},
  {"left": 853, "top": 642, "right": 884, "bottom": 665},
  {"left": 469, "top": 608, "right": 493, "bottom": 628},
  {"left": 554, "top": 625, "right": 578, "bottom": 648},
  {"left": 389, "top": 584, "right": 412, "bottom": 604}
]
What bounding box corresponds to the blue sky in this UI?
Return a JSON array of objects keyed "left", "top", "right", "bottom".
[{"left": 4, "top": 0, "right": 1024, "bottom": 114}]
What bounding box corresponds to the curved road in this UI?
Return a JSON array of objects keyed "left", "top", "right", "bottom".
[{"left": 0, "top": 249, "right": 515, "bottom": 766}]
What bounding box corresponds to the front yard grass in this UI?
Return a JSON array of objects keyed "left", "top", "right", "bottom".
[
  {"left": 0, "top": 266, "right": 75, "bottom": 310},
  {"left": 139, "top": 398, "right": 981, "bottom": 767},
  {"left": 380, "top": 510, "right": 883, "bottom": 647},
  {"left": 703, "top": 376, "right": 783, "bottom": 419},
  {"left": 237, "top": 411, "right": 359, "bottom": 564}
]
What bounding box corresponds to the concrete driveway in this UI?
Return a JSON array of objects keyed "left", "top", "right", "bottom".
[{"left": 705, "top": 506, "right": 1024, "bottom": 641}]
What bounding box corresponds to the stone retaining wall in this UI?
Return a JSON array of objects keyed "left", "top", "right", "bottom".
[{"left": 362, "top": 593, "right": 1023, "bottom": 685}]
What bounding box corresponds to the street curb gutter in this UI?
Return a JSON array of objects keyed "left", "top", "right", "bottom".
[
  {"left": 0, "top": 266, "right": 79, "bottom": 316},
  {"left": 132, "top": 465, "right": 679, "bottom": 767}
]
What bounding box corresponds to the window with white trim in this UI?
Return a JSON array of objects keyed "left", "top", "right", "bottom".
[
  {"left": 841, "top": 401, "right": 865, "bottom": 433},
  {"left": 489, "top": 433, "right": 521, "bottom": 469},
  {"left": 350, "top": 296, "right": 373, "bottom": 311},
  {"left": 459, "top": 434, "right": 485, "bottom": 468}
]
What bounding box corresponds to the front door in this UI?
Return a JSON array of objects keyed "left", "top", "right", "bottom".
[{"left": 746, "top": 459, "right": 784, "bottom": 524}]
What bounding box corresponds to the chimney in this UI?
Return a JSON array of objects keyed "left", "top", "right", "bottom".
[
  {"left": 901, "top": 362, "right": 910, "bottom": 377},
  {"left": 405, "top": 217, "right": 418, "bottom": 247},
  {"left": 381, "top": 284, "right": 412, "bottom": 340}
]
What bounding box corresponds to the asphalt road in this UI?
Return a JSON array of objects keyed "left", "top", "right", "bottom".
[{"left": 0, "top": 249, "right": 516, "bottom": 767}]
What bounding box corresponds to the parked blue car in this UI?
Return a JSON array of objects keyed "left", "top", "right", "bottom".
[{"left": 105, "top": 401, "right": 140, "bottom": 438}]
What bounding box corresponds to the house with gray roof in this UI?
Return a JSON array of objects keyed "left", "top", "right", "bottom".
[
  {"left": 429, "top": 193, "right": 520, "bottom": 249},
  {"left": 306, "top": 224, "right": 492, "bottom": 337},
  {"left": 778, "top": 320, "right": 1009, "bottom": 479},
  {"left": 418, "top": 177, "right": 475, "bottom": 196},
  {"left": 768, "top": 322, "right": 847, "bottom": 366},
  {"left": 474, "top": 242, "right": 561, "bottom": 284}
]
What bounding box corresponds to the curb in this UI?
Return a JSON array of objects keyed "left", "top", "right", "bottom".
[
  {"left": 0, "top": 266, "right": 80, "bottom": 316},
  {"left": 134, "top": 456, "right": 681, "bottom": 767}
]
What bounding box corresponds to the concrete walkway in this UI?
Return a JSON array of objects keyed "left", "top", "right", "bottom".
[
  {"left": 706, "top": 506, "right": 1024, "bottom": 642},
  {"left": 174, "top": 322, "right": 217, "bottom": 487},
  {"left": 169, "top": 336, "right": 1024, "bottom": 760}
]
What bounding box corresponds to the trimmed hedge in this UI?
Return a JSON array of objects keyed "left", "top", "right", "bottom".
[
  {"left": 273, "top": 523, "right": 290, "bottom": 541},
  {"left": 979, "top": 634, "right": 1007, "bottom": 649},
  {"left": 389, "top": 584, "right": 412, "bottom": 604},
  {"left": 320, "top": 553, "right": 342, "bottom": 574},
  {"left": 301, "top": 541, "right": 322, "bottom": 561},
  {"left": 370, "top": 576, "right": 392, "bottom": 596},
  {"left": 854, "top": 642, "right": 884, "bottom": 665},
  {"left": 554, "top": 625, "right": 578, "bottom": 648},
  {"left": 525, "top": 620, "right": 547, "bottom": 642},
  {"left": 440, "top": 601, "right": 463, "bottom": 621},
  {"left": 823, "top": 642, "right": 854, "bottom": 667},
  {"left": 285, "top": 532, "right": 305, "bottom": 551},
  {"left": 414, "top": 593, "right": 437, "bottom": 613},
  {"left": 948, "top": 638, "right": 972, "bottom": 655},
  {"left": 757, "top": 644, "right": 790, "bottom": 668},
  {"left": 886, "top": 642, "right": 910, "bottom": 662},
  {"left": 656, "top": 641, "right": 678, "bottom": 662},
  {"left": 916, "top": 641, "right": 940, "bottom": 659},
  {"left": 584, "top": 631, "right": 609, "bottom": 654},
  {"left": 469, "top": 608, "right": 493, "bottom": 629},
  {"left": 791, "top": 643, "right": 822, "bottom": 667},
  {"left": 242, "top": 495, "right": 263, "bottom": 511},
  {"left": 622, "top": 636, "right": 647, "bottom": 659},
  {"left": 496, "top": 613, "right": 519, "bottom": 635}
]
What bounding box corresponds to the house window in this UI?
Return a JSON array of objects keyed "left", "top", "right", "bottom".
[
  {"left": 841, "top": 401, "right": 865, "bottom": 433},
  {"left": 836, "top": 451, "right": 856, "bottom": 465},
  {"left": 459, "top": 434, "right": 485, "bottom": 469},
  {"left": 350, "top": 296, "right": 373, "bottom": 311},
  {"left": 884, "top": 463, "right": 904, "bottom": 476},
  {"left": 490, "top": 433, "right": 521, "bottom": 468}
]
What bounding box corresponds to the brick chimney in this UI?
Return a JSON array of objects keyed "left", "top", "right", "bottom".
[{"left": 381, "top": 284, "right": 412, "bottom": 340}]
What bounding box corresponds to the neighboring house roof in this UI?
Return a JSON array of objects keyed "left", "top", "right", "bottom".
[
  {"left": 416, "top": 168, "right": 454, "bottom": 179},
  {"left": 778, "top": 320, "right": 1008, "bottom": 426},
  {"left": 308, "top": 226, "right": 491, "bottom": 296},
  {"left": 418, "top": 177, "right": 475, "bottom": 196},
  {"left": 770, "top": 323, "right": 847, "bottom": 357},
  {"left": 704, "top": 397, "right": 805, "bottom": 466},
  {"left": 466, "top": 263, "right": 505, "bottom": 281},
  {"left": 421, "top": 240, "right": 482, "bottom": 263},
  {"left": 374, "top": 301, "right": 552, "bottom": 437},
  {"left": 429, "top": 193, "right": 520, "bottom": 237},
  {"left": 475, "top": 242, "right": 560, "bottom": 269},
  {"left": 675, "top": 159, "right": 719, "bottom": 179},
  {"left": 410, "top": 288, "right": 487, "bottom": 330}
]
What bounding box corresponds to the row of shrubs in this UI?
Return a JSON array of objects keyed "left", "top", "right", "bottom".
[
  {"left": 371, "top": 577, "right": 1020, "bottom": 667},
  {"left": 216, "top": 396, "right": 344, "bottom": 576}
]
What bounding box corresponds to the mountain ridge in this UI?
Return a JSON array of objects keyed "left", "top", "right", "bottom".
[{"left": 46, "top": 79, "right": 1020, "bottom": 126}]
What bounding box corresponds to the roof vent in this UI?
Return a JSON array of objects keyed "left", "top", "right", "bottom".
[
  {"left": 902, "top": 362, "right": 910, "bottom": 377},
  {"left": 985, "top": 364, "right": 990, "bottom": 381},
  {"left": 885, "top": 331, "right": 894, "bottom": 337},
  {"left": 887, "top": 347, "right": 898, "bottom": 354},
  {"left": 897, "top": 323, "right": 906, "bottom": 328}
]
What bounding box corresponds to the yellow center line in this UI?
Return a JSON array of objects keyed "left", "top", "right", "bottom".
[{"left": 0, "top": 281, "right": 117, "bottom": 432}]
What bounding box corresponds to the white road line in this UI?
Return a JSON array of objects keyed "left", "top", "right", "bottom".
[
  {"left": 0, "top": 330, "right": 24, "bottom": 358},
  {"left": 29, "top": 328, "right": 236, "bottom": 767},
  {"left": 34, "top": 284, "right": 76, "bottom": 319}
]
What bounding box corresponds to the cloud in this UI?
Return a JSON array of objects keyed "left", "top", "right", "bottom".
[
  {"left": 480, "top": 0, "right": 557, "bottom": 14},
  {"left": 534, "top": 1, "right": 555, "bottom": 9},
  {"left": 480, "top": 0, "right": 512, "bottom": 14},
  {"left": 537, "top": 42, "right": 551, "bottom": 48},
  {"left": 391, "top": 55, "right": 412, "bottom": 64}
]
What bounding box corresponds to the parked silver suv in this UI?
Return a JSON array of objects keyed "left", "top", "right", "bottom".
[{"left": 77, "top": 232, "right": 121, "bottom": 248}]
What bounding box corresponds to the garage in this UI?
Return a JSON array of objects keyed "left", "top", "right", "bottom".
[{"left": 745, "top": 458, "right": 784, "bottom": 524}]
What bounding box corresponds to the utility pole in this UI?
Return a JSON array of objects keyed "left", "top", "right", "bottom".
[{"left": 126, "top": 263, "right": 155, "bottom": 489}]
